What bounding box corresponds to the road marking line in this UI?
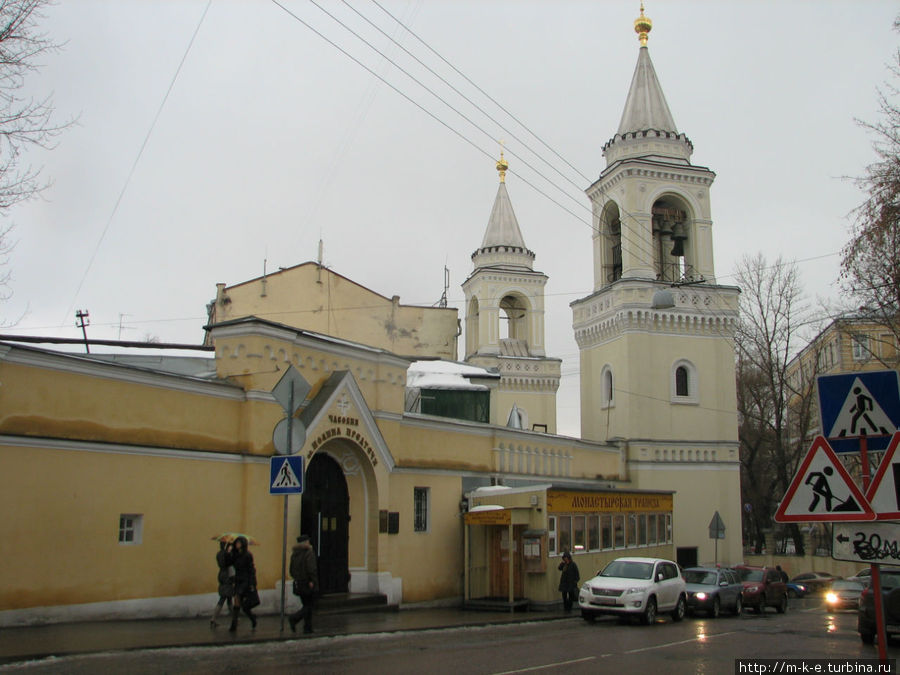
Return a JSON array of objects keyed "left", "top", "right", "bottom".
[
  {"left": 489, "top": 656, "right": 596, "bottom": 674},
  {"left": 622, "top": 630, "right": 738, "bottom": 654}
]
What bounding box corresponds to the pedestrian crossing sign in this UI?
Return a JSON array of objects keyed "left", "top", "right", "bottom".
[
  {"left": 817, "top": 371, "right": 900, "bottom": 453},
  {"left": 269, "top": 455, "right": 304, "bottom": 495},
  {"left": 774, "top": 436, "right": 875, "bottom": 522}
]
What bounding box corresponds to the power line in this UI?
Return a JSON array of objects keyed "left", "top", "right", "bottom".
[{"left": 60, "top": 0, "right": 213, "bottom": 328}]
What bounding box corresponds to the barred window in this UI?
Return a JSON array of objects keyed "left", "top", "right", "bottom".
[{"left": 414, "top": 487, "right": 429, "bottom": 532}]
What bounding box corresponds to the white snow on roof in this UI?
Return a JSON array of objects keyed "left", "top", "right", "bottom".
[{"left": 406, "top": 360, "right": 497, "bottom": 391}]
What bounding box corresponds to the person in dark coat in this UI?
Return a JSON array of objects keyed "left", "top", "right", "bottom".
[
  {"left": 288, "top": 534, "right": 319, "bottom": 634},
  {"left": 210, "top": 541, "right": 235, "bottom": 627},
  {"left": 557, "top": 551, "right": 580, "bottom": 612},
  {"left": 227, "top": 536, "right": 258, "bottom": 631}
]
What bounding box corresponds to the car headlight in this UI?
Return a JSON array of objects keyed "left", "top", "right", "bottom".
[
  {"left": 695, "top": 592, "right": 707, "bottom": 600},
  {"left": 825, "top": 592, "right": 838, "bottom": 604},
  {"left": 624, "top": 587, "right": 643, "bottom": 595},
  {"left": 745, "top": 585, "right": 760, "bottom": 593}
]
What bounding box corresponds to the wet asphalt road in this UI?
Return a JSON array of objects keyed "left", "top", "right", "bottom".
[{"left": 1, "top": 598, "right": 896, "bottom": 674}]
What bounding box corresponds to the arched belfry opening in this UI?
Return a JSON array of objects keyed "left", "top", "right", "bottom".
[
  {"left": 651, "top": 195, "right": 693, "bottom": 283},
  {"left": 599, "top": 201, "right": 623, "bottom": 284},
  {"left": 465, "top": 296, "right": 480, "bottom": 358},
  {"left": 499, "top": 293, "right": 528, "bottom": 343}
]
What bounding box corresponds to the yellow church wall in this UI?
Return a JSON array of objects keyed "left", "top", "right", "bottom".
[
  {"left": 209, "top": 263, "right": 458, "bottom": 360},
  {"left": 0, "top": 443, "right": 289, "bottom": 610},
  {"left": 579, "top": 332, "right": 737, "bottom": 444},
  {"left": 0, "top": 360, "right": 246, "bottom": 453},
  {"left": 211, "top": 330, "right": 410, "bottom": 423},
  {"left": 629, "top": 463, "right": 743, "bottom": 566},
  {"left": 379, "top": 471, "right": 464, "bottom": 602},
  {"left": 495, "top": 388, "right": 557, "bottom": 434},
  {"left": 385, "top": 416, "right": 622, "bottom": 482}
]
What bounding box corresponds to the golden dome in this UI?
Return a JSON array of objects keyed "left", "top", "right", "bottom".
[
  {"left": 634, "top": 2, "right": 652, "bottom": 47},
  {"left": 496, "top": 151, "right": 508, "bottom": 183}
]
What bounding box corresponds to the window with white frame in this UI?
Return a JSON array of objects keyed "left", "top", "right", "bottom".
[
  {"left": 414, "top": 487, "right": 429, "bottom": 532},
  {"left": 671, "top": 360, "right": 698, "bottom": 404},
  {"left": 118, "top": 514, "right": 143, "bottom": 545},
  {"left": 852, "top": 334, "right": 870, "bottom": 361}
]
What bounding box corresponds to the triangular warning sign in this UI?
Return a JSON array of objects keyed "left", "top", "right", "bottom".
[
  {"left": 271, "top": 458, "right": 301, "bottom": 489},
  {"left": 774, "top": 436, "right": 875, "bottom": 522},
  {"left": 865, "top": 432, "right": 900, "bottom": 520},
  {"left": 828, "top": 377, "right": 894, "bottom": 439}
]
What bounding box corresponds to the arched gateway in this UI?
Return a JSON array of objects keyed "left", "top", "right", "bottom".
[{"left": 301, "top": 452, "right": 350, "bottom": 594}]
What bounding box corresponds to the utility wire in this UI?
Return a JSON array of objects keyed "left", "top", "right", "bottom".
[
  {"left": 270, "top": 0, "right": 590, "bottom": 227},
  {"left": 60, "top": 0, "right": 213, "bottom": 327}
]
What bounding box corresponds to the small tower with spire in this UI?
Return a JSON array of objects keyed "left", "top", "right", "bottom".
[{"left": 462, "top": 154, "right": 560, "bottom": 433}]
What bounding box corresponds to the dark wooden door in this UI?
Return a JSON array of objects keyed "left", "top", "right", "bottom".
[{"left": 301, "top": 453, "right": 349, "bottom": 594}]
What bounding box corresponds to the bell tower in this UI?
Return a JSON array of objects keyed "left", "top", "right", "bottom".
[
  {"left": 463, "top": 154, "right": 560, "bottom": 433},
  {"left": 571, "top": 4, "right": 742, "bottom": 566}
]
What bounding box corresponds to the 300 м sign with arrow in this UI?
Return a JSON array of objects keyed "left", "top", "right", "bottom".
[{"left": 832, "top": 522, "right": 900, "bottom": 564}]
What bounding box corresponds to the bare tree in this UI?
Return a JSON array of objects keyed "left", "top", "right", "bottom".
[
  {"left": 736, "top": 254, "right": 818, "bottom": 556},
  {"left": 840, "top": 21, "right": 900, "bottom": 364},
  {"left": 0, "top": 0, "right": 70, "bottom": 301}
]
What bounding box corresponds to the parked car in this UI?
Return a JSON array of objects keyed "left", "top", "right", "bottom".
[
  {"left": 848, "top": 566, "right": 900, "bottom": 583},
  {"left": 735, "top": 565, "right": 788, "bottom": 613},
  {"left": 824, "top": 580, "right": 864, "bottom": 610},
  {"left": 858, "top": 569, "right": 900, "bottom": 644},
  {"left": 790, "top": 572, "right": 841, "bottom": 594},
  {"left": 786, "top": 582, "right": 808, "bottom": 598},
  {"left": 579, "top": 557, "right": 687, "bottom": 625},
  {"left": 682, "top": 566, "right": 743, "bottom": 617}
]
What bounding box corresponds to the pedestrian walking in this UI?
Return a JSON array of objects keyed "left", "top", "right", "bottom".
[
  {"left": 210, "top": 541, "right": 235, "bottom": 627},
  {"left": 558, "top": 551, "right": 580, "bottom": 612},
  {"left": 288, "top": 534, "right": 319, "bottom": 634},
  {"left": 227, "top": 535, "right": 258, "bottom": 632}
]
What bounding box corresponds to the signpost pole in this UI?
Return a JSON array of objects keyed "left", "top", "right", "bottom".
[
  {"left": 859, "top": 433, "right": 888, "bottom": 662},
  {"left": 279, "top": 386, "right": 295, "bottom": 633}
]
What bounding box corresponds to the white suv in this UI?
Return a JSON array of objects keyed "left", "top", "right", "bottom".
[{"left": 579, "top": 556, "right": 687, "bottom": 625}]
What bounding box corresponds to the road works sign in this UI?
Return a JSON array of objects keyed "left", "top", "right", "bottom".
[
  {"left": 269, "top": 455, "right": 304, "bottom": 495},
  {"left": 864, "top": 432, "right": 900, "bottom": 520},
  {"left": 817, "top": 371, "right": 900, "bottom": 453},
  {"left": 774, "top": 436, "right": 875, "bottom": 522}
]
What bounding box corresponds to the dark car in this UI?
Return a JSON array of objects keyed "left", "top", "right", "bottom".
[
  {"left": 735, "top": 565, "right": 788, "bottom": 614},
  {"left": 683, "top": 567, "right": 743, "bottom": 617},
  {"left": 858, "top": 569, "right": 900, "bottom": 644},
  {"left": 790, "top": 572, "right": 841, "bottom": 594}
]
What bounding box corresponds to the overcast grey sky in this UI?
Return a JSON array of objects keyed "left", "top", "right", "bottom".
[{"left": 2, "top": 0, "right": 897, "bottom": 435}]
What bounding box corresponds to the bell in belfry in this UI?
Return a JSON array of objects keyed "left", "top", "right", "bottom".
[
  {"left": 670, "top": 221, "right": 686, "bottom": 257},
  {"left": 658, "top": 217, "right": 674, "bottom": 237}
]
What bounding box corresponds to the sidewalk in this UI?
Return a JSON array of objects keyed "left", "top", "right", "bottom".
[{"left": 0, "top": 607, "right": 571, "bottom": 666}]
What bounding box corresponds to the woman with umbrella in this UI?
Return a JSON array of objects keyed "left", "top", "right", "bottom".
[{"left": 226, "top": 535, "right": 259, "bottom": 632}]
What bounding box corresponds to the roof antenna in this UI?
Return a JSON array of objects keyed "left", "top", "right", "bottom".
[
  {"left": 317, "top": 238, "right": 324, "bottom": 285},
  {"left": 261, "top": 254, "right": 268, "bottom": 297},
  {"left": 438, "top": 266, "right": 449, "bottom": 308}
]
